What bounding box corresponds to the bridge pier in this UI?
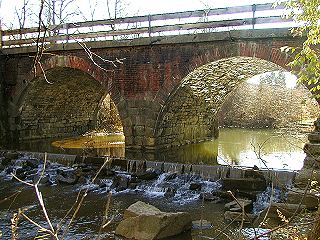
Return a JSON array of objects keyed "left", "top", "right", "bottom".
[
  {"left": 295, "top": 117, "right": 320, "bottom": 187},
  {"left": 0, "top": 56, "right": 9, "bottom": 145}
]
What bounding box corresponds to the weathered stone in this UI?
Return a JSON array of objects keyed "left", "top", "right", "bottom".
[
  {"left": 116, "top": 201, "right": 191, "bottom": 240},
  {"left": 286, "top": 188, "right": 319, "bottom": 210},
  {"left": 308, "top": 133, "right": 320, "bottom": 143},
  {"left": 222, "top": 178, "right": 267, "bottom": 191},
  {"left": 57, "top": 174, "right": 78, "bottom": 185},
  {"left": 124, "top": 201, "right": 161, "bottom": 219},
  {"left": 295, "top": 169, "right": 320, "bottom": 188}
]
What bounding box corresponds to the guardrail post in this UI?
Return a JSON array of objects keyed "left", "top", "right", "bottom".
[
  {"left": 148, "top": 14, "right": 152, "bottom": 38},
  {"left": 65, "top": 23, "right": 69, "bottom": 43},
  {"left": 252, "top": 4, "right": 256, "bottom": 29}
]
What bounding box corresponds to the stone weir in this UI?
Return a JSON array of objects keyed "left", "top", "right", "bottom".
[{"left": 19, "top": 151, "right": 297, "bottom": 188}]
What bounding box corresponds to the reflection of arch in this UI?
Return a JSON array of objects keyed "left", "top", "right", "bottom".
[{"left": 155, "top": 56, "right": 284, "bottom": 148}]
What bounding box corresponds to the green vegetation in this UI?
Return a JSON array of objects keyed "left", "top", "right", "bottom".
[{"left": 281, "top": 0, "right": 320, "bottom": 99}]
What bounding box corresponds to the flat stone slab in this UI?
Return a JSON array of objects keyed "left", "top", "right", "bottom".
[{"left": 192, "top": 220, "right": 213, "bottom": 230}]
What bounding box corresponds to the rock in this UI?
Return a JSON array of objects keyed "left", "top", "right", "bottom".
[
  {"left": 189, "top": 182, "right": 202, "bottom": 191},
  {"left": 124, "top": 201, "right": 161, "bottom": 219},
  {"left": 213, "top": 190, "right": 234, "bottom": 200},
  {"left": 136, "top": 169, "right": 161, "bottom": 181},
  {"left": 199, "top": 192, "right": 220, "bottom": 202},
  {"left": 111, "top": 174, "right": 130, "bottom": 191},
  {"left": 164, "top": 187, "right": 176, "bottom": 198},
  {"left": 295, "top": 169, "right": 320, "bottom": 188},
  {"left": 57, "top": 174, "right": 78, "bottom": 184},
  {"left": 225, "top": 199, "right": 253, "bottom": 212},
  {"left": 192, "top": 220, "right": 213, "bottom": 230},
  {"left": 286, "top": 188, "right": 319, "bottom": 210},
  {"left": 224, "top": 211, "right": 256, "bottom": 222},
  {"left": 25, "top": 158, "right": 41, "bottom": 169},
  {"left": 116, "top": 201, "right": 191, "bottom": 240},
  {"left": 222, "top": 178, "right": 267, "bottom": 191}
]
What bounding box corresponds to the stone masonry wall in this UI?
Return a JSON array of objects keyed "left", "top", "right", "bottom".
[
  {"left": 156, "top": 57, "right": 283, "bottom": 148},
  {"left": 4, "top": 31, "right": 307, "bottom": 149},
  {"left": 18, "top": 67, "right": 105, "bottom": 140}
]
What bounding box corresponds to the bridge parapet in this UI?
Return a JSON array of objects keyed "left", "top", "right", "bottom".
[{"left": 0, "top": 3, "right": 291, "bottom": 54}]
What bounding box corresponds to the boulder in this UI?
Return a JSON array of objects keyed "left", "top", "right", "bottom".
[
  {"left": 116, "top": 201, "right": 191, "bottom": 240},
  {"left": 294, "top": 169, "right": 320, "bottom": 188},
  {"left": 124, "top": 201, "right": 161, "bottom": 219},
  {"left": 286, "top": 188, "right": 319, "bottom": 210},
  {"left": 222, "top": 178, "right": 267, "bottom": 191}
]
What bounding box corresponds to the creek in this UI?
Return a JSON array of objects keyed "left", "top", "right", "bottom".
[
  {"left": 14, "top": 128, "right": 307, "bottom": 170},
  {"left": 0, "top": 127, "right": 307, "bottom": 239}
]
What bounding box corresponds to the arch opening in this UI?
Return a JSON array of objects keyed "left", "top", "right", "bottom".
[
  {"left": 17, "top": 67, "right": 124, "bottom": 144},
  {"left": 154, "top": 57, "right": 319, "bottom": 169},
  {"left": 155, "top": 56, "right": 284, "bottom": 149}
]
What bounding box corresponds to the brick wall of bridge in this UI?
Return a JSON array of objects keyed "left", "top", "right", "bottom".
[{"left": 1, "top": 31, "right": 307, "bottom": 149}]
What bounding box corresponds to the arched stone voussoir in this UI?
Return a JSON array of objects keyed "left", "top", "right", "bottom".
[
  {"left": 155, "top": 56, "right": 285, "bottom": 148},
  {"left": 26, "top": 55, "right": 110, "bottom": 86}
]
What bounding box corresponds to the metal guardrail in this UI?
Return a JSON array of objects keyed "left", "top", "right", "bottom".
[{"left": 0, "top": 3, "right": 291, "bottom": 49}]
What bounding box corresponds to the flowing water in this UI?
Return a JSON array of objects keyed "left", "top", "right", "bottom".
[{"left": 0, "top": 128, "right": 307, "bottom": 239}]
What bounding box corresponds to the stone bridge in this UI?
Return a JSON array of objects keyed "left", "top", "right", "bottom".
[{"left": 0, "top": 27, "right": 309, "bottom": 150}]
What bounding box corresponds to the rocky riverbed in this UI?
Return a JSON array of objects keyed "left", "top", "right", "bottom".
[{"left": 0, "top": 151, "right": 316, "bottom": 239}]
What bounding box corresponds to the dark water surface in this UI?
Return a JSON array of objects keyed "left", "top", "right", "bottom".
[{"left": 14, "top": 128, "right": 306, "bottom": 170}]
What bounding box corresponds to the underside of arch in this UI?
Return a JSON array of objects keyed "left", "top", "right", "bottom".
[
  {"left": 155, "top": 56, "right": 284, "bottom": 148},
  {"left": 17, "top": 67, "right": 122, "bottom": 140}
]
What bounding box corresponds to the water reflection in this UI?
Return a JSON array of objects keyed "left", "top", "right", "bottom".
[{"left": 15, "top": 128, "right": 307, "bottom": 170}]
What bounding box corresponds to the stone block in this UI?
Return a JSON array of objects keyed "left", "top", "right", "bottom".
[{"left": 286, "top": 188, "right": 319, "bottom": 210}]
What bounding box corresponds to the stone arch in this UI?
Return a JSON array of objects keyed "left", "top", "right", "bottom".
[
  {"left": 155, "top": 56, "right": 285, "bottom": 148},
  {"left": 15, "top": 55, "right": 127, "bottom": 141}
]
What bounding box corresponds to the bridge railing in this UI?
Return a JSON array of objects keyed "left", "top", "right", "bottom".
[{"left": 0, "top": 3, "right": 292, "bottom": 50}]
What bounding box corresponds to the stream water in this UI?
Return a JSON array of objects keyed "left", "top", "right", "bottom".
[
  {"left": 14, "top": 128, "right": 307, "bottom": 170},
  {"left": 0, "top": 128, "right": 307, "bottom": 239}
]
